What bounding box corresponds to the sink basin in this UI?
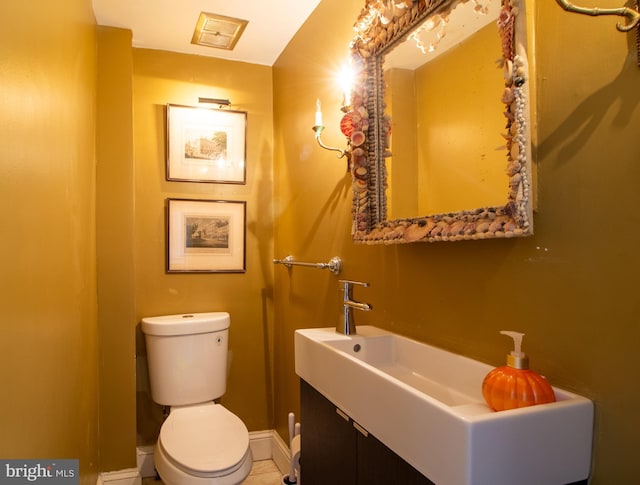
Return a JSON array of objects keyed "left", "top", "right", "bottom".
[{"left": 295, "top": 326, "right": 593, "bottom": 485}]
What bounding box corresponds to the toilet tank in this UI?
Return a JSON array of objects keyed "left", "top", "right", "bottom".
[{"left": 141, "top": 312, "right": 230, "bottom": 406}]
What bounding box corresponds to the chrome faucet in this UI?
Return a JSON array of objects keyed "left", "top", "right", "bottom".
[{"left": 338, "top": 280, "right": 372, "bottom": 335}]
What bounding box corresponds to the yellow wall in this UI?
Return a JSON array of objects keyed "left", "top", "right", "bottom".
[
  {"left": 274, "top": 0, "right": 640, "bottom": 483},
  {"left": 132, "top": 49, "right": 276, "bottom": 440},
  {"left": 272, "top": 0, "right": 364, "bottom": 441},
  {"left": 96, "top": 27, "right": 137, "bottom": 470},
  {"left": 0, "top": 1, "right": 100, "bottom": 483}
]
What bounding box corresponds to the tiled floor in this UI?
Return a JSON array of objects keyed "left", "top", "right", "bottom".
[
  {"left": 141, "top": 459, "right": 284, "bottom": 485},
  {"left": 241, "top": 460, "right": 283, "bottom": 485}
]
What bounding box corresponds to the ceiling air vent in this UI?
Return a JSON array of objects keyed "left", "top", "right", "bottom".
[{"left": 191, "top": 12, "right": 248, "bottom": 50}]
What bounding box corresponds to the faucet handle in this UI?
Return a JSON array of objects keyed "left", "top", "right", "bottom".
[
  {"left": 338, "top": 279, "right": 370, "bottom": 289},
  {"left": 338, "top": 280, "right": 370, "bottom": 302}
]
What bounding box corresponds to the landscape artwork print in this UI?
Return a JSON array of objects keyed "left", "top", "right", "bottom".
[
  {"left": 185, "top": 214, "right": 230, "bottom": 253},
  {"left": 166, "top": 104, "right": 247, "bottom": 184},
  {"left": 167, "top": 198, "right": 246, "bottom": 273}
]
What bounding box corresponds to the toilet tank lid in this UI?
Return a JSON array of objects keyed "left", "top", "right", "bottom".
[{"left": 141, "top": 312, "right": 230, "bottom": 336}]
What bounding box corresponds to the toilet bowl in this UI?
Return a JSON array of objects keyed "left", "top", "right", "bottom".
[
  {"left": 154, "top": 403, "right": 253, "bottom": 485},
  {"left": 141, "top": 313, "right": 252, "bottom": 485}
]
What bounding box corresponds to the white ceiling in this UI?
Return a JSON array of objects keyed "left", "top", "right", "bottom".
[{"left": 92, "top": 0, "right": 321, "bottom": 66}]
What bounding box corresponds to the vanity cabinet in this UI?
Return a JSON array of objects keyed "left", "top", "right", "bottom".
[{"left": 300, "top": 379, "right": 433, "bottom": 485}]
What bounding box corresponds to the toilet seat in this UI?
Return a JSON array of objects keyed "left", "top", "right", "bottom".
[{"left": 159, "top": 402, "right": 250, "bottom": 476}]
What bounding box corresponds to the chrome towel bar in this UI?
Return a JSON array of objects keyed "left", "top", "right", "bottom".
[{"left": 273, "top": 255, "right": 342, "bottom": 275}]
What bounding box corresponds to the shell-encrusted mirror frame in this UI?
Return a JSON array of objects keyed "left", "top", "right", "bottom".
[{"left": 346, "top": 0, "right": 534, "bottom": 243}]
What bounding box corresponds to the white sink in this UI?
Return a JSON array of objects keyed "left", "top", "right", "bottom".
[{"left": 295, "top": 326, "right": 593, "bottom": 485}]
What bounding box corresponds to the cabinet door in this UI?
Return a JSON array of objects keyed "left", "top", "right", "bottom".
[
  {"left": 357, "top": 429, "right": 434, "bottom": 485},
  {"left": 300, "top": 379, "right": 357, "bottom": 485},
  {"left": 301, "top": 380, "right": 434, "bottom": 484}
]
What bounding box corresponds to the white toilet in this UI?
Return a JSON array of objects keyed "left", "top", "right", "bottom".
[{"left": 141, "top": 312, "right": 253, "bottom": 485}]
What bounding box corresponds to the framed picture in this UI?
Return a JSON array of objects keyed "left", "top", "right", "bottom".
[
  {"left": 166, "top": 104, "right": 247, "bottom": 184},
  {"left": 167, "top": 198, "right": 246, "bottom": 273}
]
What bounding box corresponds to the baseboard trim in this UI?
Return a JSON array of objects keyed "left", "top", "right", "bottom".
[
  {"left": 97, "top": 468, "right": 141, "bottom": 485},
  {"left": 270, "top": 430, "right": 292, "bottom": 476},
  {"left": 136, "top": 445, "right": 155, "bottom": 479},
  {"left": 134, "top": 430, "right": 292, "bottom": 479},
  {"left": 248, "top": 430, "right": 275, "bottom": 461}
]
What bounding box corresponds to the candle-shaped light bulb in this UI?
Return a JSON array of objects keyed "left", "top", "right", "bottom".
[
  {"left": 339, "top": 64, "right": 353, "bottom": 108},
  {"left": 315, "top": 99, "right": 323, "bottom": 126}
]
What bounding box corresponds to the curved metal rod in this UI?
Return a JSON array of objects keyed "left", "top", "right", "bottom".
[
  {"left": 555, "top": 0, "right": 640, "bottom": 32},
  {"left": 312, "top": 125, "right": 348, "bottom": 159},
  {"left": 273, "top": 255, "right": 343, "bottom": 275}
]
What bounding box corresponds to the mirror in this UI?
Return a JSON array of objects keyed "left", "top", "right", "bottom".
[{"left": 346, "top": 0, "right": 534, "bottom": 243}]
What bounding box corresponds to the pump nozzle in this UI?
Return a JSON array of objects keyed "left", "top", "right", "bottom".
[{"left": 500, "top": 330, "right": 529, "bottom": 369}]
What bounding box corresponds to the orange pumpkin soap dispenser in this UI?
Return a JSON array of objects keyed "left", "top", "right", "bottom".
[{"left": 482, "top": 331, "right": 556, "bottom": 412}]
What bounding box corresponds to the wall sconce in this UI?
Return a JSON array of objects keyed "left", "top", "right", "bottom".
[{"left": 312, "top": 99, "right": 351, "bottom": 170}]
